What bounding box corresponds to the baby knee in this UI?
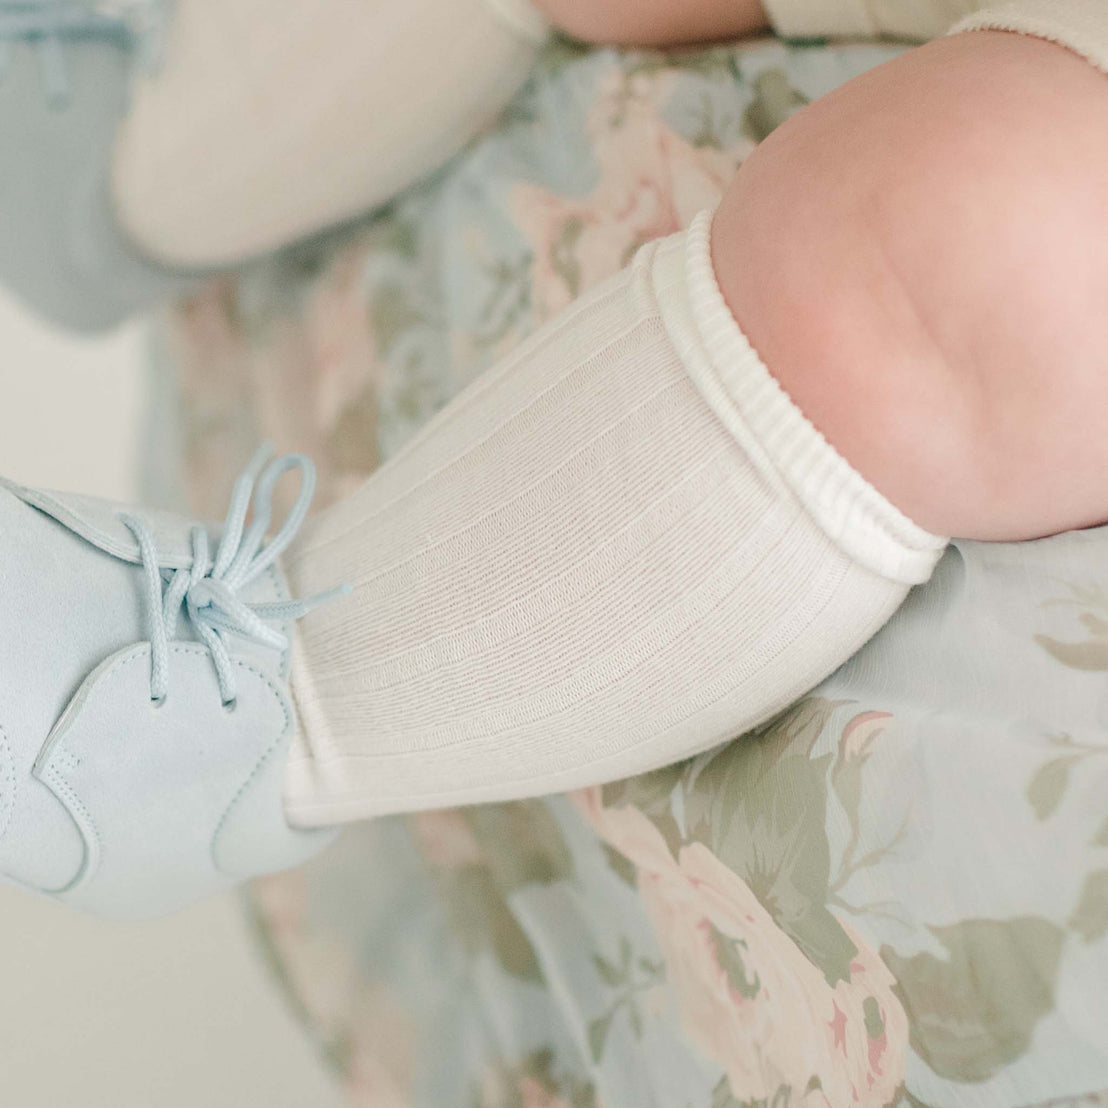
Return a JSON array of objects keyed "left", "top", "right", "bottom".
[{"left": 711, "top": 28, "right": 1108, "bottom": 538}]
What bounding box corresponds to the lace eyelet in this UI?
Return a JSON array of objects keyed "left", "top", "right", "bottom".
[
  {"left": 222, "top": 698, "right": 238, "bottom": 714},
  {"left": 120, "top": 449, "right": 343, "bottom": 719}
]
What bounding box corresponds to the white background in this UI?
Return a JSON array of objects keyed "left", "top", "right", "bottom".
[{"left": 0, "top": 289, "right": 343, "bottom": 1108}]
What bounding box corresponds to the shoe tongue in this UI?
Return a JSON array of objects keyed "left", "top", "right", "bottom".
[{"left": 0, "top": 477, "right": 202, "bottom": 569}]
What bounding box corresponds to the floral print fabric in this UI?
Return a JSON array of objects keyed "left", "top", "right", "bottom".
[{"left": 156, "top": 35, "right": 1108, "bottom": 1108}]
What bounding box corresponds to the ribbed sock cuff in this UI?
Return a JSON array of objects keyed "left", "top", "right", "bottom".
[
  {"left": 952, "top": 0, "right": 1108, "bottom": 75},
  {"left": 481, "top": 0, "right": 551, "bottom": 43},
  {"left": 651, "top": 210, "right": 948, "bottom": 586}
]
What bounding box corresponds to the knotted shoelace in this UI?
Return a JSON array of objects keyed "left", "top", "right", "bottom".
[
  {"left": 119, "top": 446, "right": 348, "bottom": 709},
  {"left": 0, "top": 1, "right": 169, "bottom": 104}
]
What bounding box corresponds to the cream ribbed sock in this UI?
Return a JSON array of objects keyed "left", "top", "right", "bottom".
[
  {"left": 762, "top": 0, "right": 983, "bottom": 41},
  {"left": 761, "top": 0, "right": 1108, "bottom": 54},
  {"left": 281, "top": 210, "right": 948, "bottom": 826},
  {"left": 110, "top": 0, "right": 548, "bottom": 267},
  {"left": 953, "top": 0, "right": 1108, "bottom": 74}
]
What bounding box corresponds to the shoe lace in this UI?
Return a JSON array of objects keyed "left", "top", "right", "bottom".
[
  {"left": 0, "top": 1, "right": 169, "bottom": 105},
  {"left": 119, "top": 445, "right": 348, "bottom": 709}
]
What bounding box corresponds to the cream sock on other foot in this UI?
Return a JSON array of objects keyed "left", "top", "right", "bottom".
[
  {"left": 763, "top": 0, "right": 983, "bottom": 41},
  {"left": 953, "top": 0, "right": 1108, "bottom": 74},
  {"left": 110, "top": 0, "right": 549, "bottom": 267}
]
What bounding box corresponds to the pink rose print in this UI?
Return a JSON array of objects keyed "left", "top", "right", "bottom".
[
  {"left": 572, "top": 788, "right": 907, "bottom": 1105},
  {"left": 511, "top": 69, "right": 748, "bottom": 324}
]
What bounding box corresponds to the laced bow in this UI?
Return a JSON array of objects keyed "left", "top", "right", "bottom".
[
  {"left": 0, "top": 1, "right": 169, "bottom": 104},
  {"left": 119, "top": 446, "right": 347, "bottom": 709}
]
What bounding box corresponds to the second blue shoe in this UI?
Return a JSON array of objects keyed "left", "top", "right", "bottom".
[{"left": 0, "top": 2, "right": 209, "bottom": 331}]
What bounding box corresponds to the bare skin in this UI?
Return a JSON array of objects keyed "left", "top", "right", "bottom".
[
  {"left": 529, "top": 3, "right": 1108, "bottom": 542},
  {"left": 530, "top": 0, "right": 769, "bottom": 46},
  {"left": 713, "top": 29, "right": 1108, "bottom": 540}
]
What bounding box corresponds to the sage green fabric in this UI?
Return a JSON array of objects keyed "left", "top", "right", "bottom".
[{"left": 152, "top": 36, "right": 1108, "bottom": 1108}]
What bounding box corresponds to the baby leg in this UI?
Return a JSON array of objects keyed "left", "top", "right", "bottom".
[
  {"left": 281, "top": 17, "right": 1108, "bottom": 824},
  {"left": 714, "top": 24, "right": 1108, "bottom": 541}
]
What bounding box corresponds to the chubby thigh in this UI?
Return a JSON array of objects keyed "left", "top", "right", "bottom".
[{"left": 712, "top": 28, "right": 1108, "bottom": 542}]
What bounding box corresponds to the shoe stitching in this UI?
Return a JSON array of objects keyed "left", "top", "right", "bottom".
[
  {"left": 0, "top": 723, "right": 16, "bottom": 841},
  {"left": 41, "top": 764, "right": 99, "bottom": 893},
  {"left": 42, "top": 641, "right": 291, "bottom": 891}
]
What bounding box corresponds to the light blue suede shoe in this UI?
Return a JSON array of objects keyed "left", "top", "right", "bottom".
[
  {"left": 0, "top": 1, "right": 207, "bottom": 331},
  {"left": 0, "top": 447, "right": 346, "bottom": 919}
]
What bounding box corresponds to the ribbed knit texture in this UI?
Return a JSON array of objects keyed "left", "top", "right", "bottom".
[
  {"left": 670, "top": 213, "right": 946, "bottom": 585},
  {"left": 281, "top": 214, "right": 948, "bottom": 826},
  {"left": 953, "top": 0, "right": 1108, "bottom": 74}
]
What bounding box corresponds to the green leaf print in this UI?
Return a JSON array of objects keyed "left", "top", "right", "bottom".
[
  {"left": 549, "top": 217, "right": 586, "bottom": 300},
  {"left": 1027, "top": 756, "right": 1081, "bottom": 820},
  {"left": 587, "top": 1010, "right": 614, "bottom": 1063},
  {"left": 1034, "top": 631, "right": 1108, "bottom": 671},
  {"left": 708, "top": 923, "right": 760, "bottom": 1000},
  {"left": 602, "top": 762, "right": 687, "bottom": 858},
  {"left": 863, "top": 995, "right": 886, "bottom": 1040},
  {"left": 426, "top": 801, "right": 574, "bottom": 984},
  {"left": 472, "top": 254, "right": 532, "bottom": 351},
  {"left": 831, "top": 710, "right": 890, "bottom": 824},
  {"left": 882, "top": 917, "right": 1065, "bottom": 1083},
  {"left": 593, "top": 951, "right": 625, "bottom": 988},
  {"left": 741, "top": 70, "right": 809, "bottom": 143},
  {"left": 464, "top": 801, "right": 573, "bottom": 891},
  {"left": 1035, "top": 590, "right": 1108, "bottom": 670},
  {"left": 602, "top": 841, "right": 639, "bottom": 887},
  {"left": 1069, "top": 870, "right": 1108, "bottom": 944},
  {"left": 691, "top": 698, "right": 858, "bottom": 984},
  {"left": 473, "top": 1048, "right": 598, "bottom": 1108},
  {"left": 447, "top": 867, "right": 544, "bottom": 982},
  {"left": 602, "top": 761, "right": 685, "bottom": 813},
  {"left": 381, "top": 214, "right": 421, "bottom": 259},
  {"left": 1023, "top": 735, "right": 1107, "bottom": 825},
  {"left": 711, "top": 1075, "right": 740, "bottom": 1108},
  {"left": 586, "top": 935, "right": 663, "bottom": 1064}
]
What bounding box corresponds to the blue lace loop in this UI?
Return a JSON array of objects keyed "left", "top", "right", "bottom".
[
  {"left": 0, "top": 1, "right": 168, "bottom": 105},
  {"left": 119, "top": 446, "right": 348, "bottom": 707}
]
